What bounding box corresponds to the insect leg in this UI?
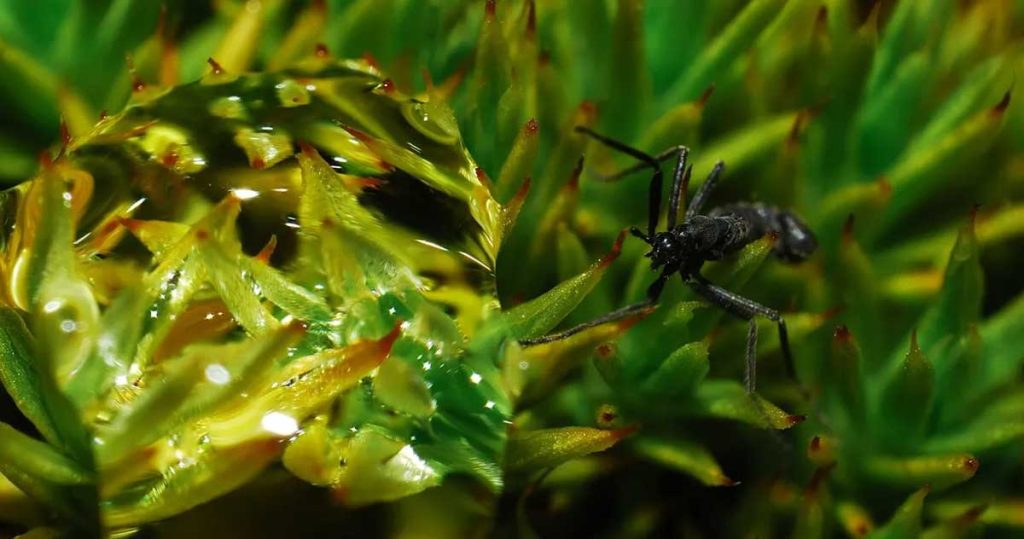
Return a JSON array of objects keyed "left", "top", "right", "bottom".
[
  {"left": 574, "top": 126, "right": 664, "bottom": 237},
  {"left": 685, "top": 161, "right": 725, "bottom": 219},
  {"left": 520, "top": 271, "right": 670, "bottom": 346},
  {"left": 596, "top": 145, "right": 687, "bottom": 183},
  {"left": 745, "top": 318, "right": 757, "bottom": 394},
  {"left": 666, "top": 149, "right": 691, "bottom": 229},
  {"left": 686, "top": 275, "right": 796, "bottom": 392}
]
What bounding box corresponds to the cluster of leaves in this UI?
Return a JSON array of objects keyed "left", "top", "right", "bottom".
[{"left": 1, "top": 0, "right": 1023, "bottom": 537}]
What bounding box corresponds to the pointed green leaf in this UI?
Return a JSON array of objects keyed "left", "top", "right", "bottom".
[
  {"left": 0, "top": 423, "right": 91, "bottom": 485},
  {"left": 662, "top": 0, "right": 787, "bottom": 106},
  {"left": 640, "top": 341, "right": 708, "bottom": 399},
  {"left": 0, "top": 308, "right": 89, "bottom": 462},
  {"left": 245, "top": 256, "right": 332, "bottom": 323},
  {"left": 920, "top": 505, "right": 986, "bottom": 539},
  {"left": 496, "top": 118, "right": 540, "bottom": 200},
  {"left": 503, "top": 233, "right": 624, "bottom": 340},
  {"left": 689, "top": 380, "right": 803, "bottom": 430},
  {"left": 505, "top": 426, "right": 634, "bottom": 473},
  {"left": 865, "top": 455, "right": 977, "bottom": 491},
  {"left": 103, "top": 439, "right": 281, "bottom": 528},
  {"left": 868, "top": 486, "right": 929, "bottom": 539},
  {"left": 633, "top": 437, "right": 734, "bottom": 487},
  {"left": 878, "top": 334, "right": 934, "bottom": 447}
]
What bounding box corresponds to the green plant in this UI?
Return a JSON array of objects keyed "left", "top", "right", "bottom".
[{"left": 0, "top": 1, "right": 1022, "bottom": 537}]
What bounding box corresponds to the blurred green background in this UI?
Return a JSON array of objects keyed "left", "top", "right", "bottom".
[{"left": 2, "top": 0, "right": 1024, "bottom": 537}]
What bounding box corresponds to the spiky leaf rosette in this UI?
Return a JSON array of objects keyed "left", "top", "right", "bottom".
[{"left": 1, "top": 0, "right": 1023, "bottom": 537}]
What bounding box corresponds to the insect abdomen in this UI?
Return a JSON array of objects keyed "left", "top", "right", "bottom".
[{"left": 709, "top": 203, "right": 818, "bottom": 262}]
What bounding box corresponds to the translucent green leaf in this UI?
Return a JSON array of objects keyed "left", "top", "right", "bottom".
[
  {"left": 690, "top": 111, "right": 801, "bottom": 189},
  {"left": 208, "top": 0, "right": 264, "bottom": 73},
  {"left": 496, "top": 118, "right": 540, "bottom": 201},
  {"left": 103, "top": 439, "right": 281, "bottom": 529},
  {"left": 854, "top": 52, "right": 930, "bottom": 175},
  {"left": 793, "top": 466, "right": 831, "bottom": 539},
  {"left": 515, "top": 312, "right": 643, "bottom": 405},
  {"left": 925, "top": 391, "right": 1024, "bottom": 453},
  {"left": 633, "top": 437, "right": 734, "bottom": 487},
  {"left": 864, "top": 0, "right": 952, "bottom": 99},
  {"left": 689, "top": 380, "right": 802, "bottom": 430},
  {"left": 244, "top": 256, "right": 331, "bottom": 323},
  {"left": 555, "top": 225, "right": 589, "bottom": 282},
  {"left": 335, "top": 429, "right": 443, "bottom": 507},
  {"left": 868, "top": 486, "right": 929, "bottom": 539},
  {"left": 205, "top": 327, "right": 399, "bottom": 445},
  {"left": 836, "top": 501, "right": 876, "bottom": 538},
  {"left": 505, "top": 426, "right": 634, "bottom": 473},
  {"left": 0, "top": 422, "right": 91, "bottom": 485},
  {"left": 95, "top": 347, "right": 211, "bottom": 464},
  {"left": 375, "top": 354, "right": 436, "bottom": 418},
  {"left": 640, "top": 341, "right": 708, "bottom": 399},
  {"left": 178, "top": 323, "right": 307, "bottom": 420},
  {"left": 662, "top": 0, "right": 787, "bottom": 107},
  {"left": 920, "top": 505, "right": 986, "bottom": 539},
  {"left": 865, "top": 455, "right": 977, "bottom": 491},
  {"left": 877, "top": 334, "right": 934, "bottom": 448},
  {"left": 835, "top": 226, "right": 882, "bottom": 363},
  {"left": 63, "top": 286, "right": 148, "bottom": 408},
  {"left": 979, "top": 292, "right": 1024, "bottom": 392},
  {"left": 0, "top": 460, "right": 79, "bottom": 526},
  {"left": 879, "top": 97, "right": 1008, "bottom": 234},
  {"left": 503, "top": 232, "right": 624, "bottom": 340},
  {"left": 916, "top": 218, "right": 983, "bottom": 360},
  {"left": 822, "top": 326, "right": 865, "bottom": 429},
  {"left": 606, "top": 0, "right": 649, "bottom": 137},
  {"left": 197, "top": 239, "right": 279, "bottom": 336},
  {"left": 0, "top": 308, "right": 89, "bottom": 461},
  {"left": 24, "top": 167, "right": 75, "bottom": 308},
  {"left": 929, "top": 499, "right": 1024, "bottom": 529},
  {"left": 907, "top": 55, "right": 1008, "bottom": 154}
]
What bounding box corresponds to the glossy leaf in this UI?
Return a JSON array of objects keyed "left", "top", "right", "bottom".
[{"left": 505, "top": 426, "right": 634, "bottom": 473}]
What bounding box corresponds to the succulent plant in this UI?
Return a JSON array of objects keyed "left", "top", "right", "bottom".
[{"left": 1, "top": 0, "right": 1023, "bottom": 537}]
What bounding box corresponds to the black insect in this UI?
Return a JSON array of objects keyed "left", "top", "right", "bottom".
[{"left": 523, "top": 127, "right": 818, "bottom": 395}]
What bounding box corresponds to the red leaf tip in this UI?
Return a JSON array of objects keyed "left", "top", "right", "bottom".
[
  {"left": 297, "top": 141, "right": 318, "bottom": 157},
  {"left": 525, "top": 0, "right": 536, "bottom": 38},
  {"left": 378, "top": 322, "right": 403, "bottom": 354},
  {"left": 510, "top": 176, "right": 532, "bottom": 205},
  {"left": 992, "top": 90, "right": 1011, "bottom": 116},
  {"left": 598, "top": 228, "right": 628, "bottom": 268},
  {"left": 206, "top": 57, "right": 225, "bottom": 75},
  {"left": 475, "top": 167, "right": 494, "bottom": 189},
  {"left": 809, "top": 435, "right": 821, "bottom": 452},
  {"left": 833, "top": 324, "right": 852, "bottom": 343},
  {"left": 842, "top": 213, "right": 856, "bottom": 244},
  {"left": 595, "top": 342, "right": 617, "bottom": 360},
  {"left": 697, "top": 84, "right": 716, "bottom": 108},
  {"left": 610, "top": 424, "right": 640, "bottom": 440}
]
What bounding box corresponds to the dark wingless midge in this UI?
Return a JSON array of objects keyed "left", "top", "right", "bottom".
[{"left": 521, "top": 126, "right": 818, "bottom": 395}]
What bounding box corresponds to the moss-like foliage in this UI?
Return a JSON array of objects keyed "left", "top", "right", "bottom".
[{"left": 0, "top": 1, "right": 1022, "bottom": 537}]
